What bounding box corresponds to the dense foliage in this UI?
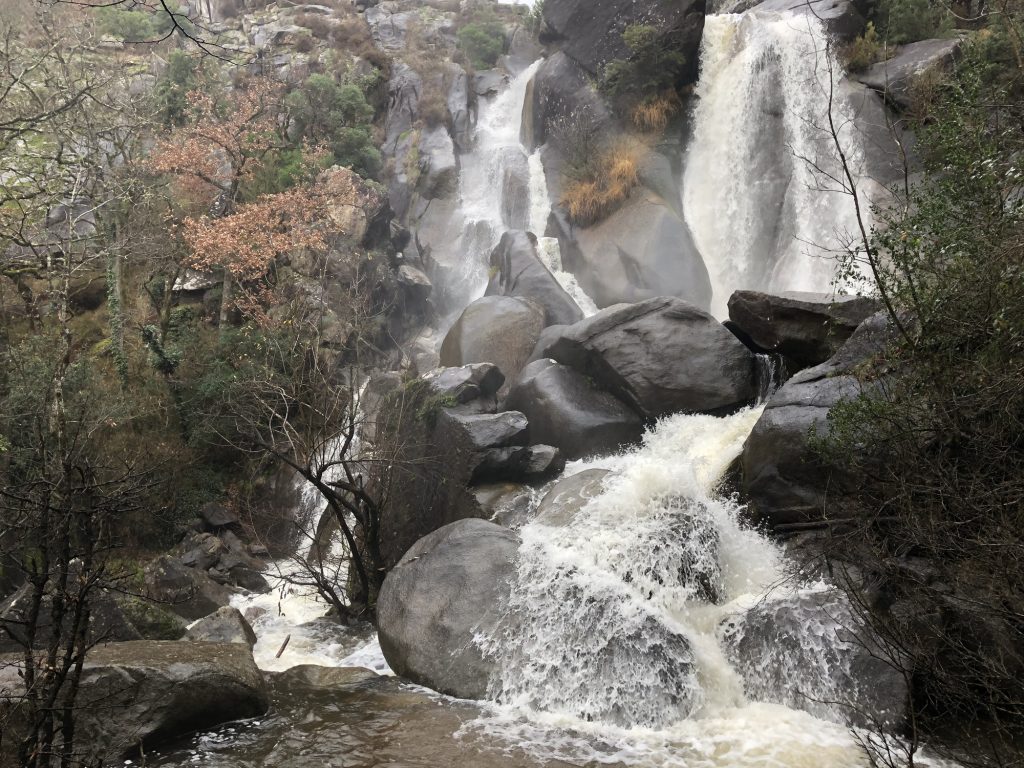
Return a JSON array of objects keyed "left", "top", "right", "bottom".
[{"left": 821, "top": 28, "right": 1024, "bottom": 764}]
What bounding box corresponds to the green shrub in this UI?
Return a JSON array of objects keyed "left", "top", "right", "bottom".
[
  {"left": 95, "top": 7, "right": 156, "bottom": 41},
  {"left": 601, "top": 25, "right": 686, "bottom": 103},
  {"left": 285, "top": 74, "right": 381, "bottom": 178},
  {"left": 457, "top": 21, "right": 506, "bottom": 69},
  {"left": 874, "top": 0, "right": 951, "bottom": 44},
  {"left": 842, "top": 21, "right": 882, "bottom": 72}
]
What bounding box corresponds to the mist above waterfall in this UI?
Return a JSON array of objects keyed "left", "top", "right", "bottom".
[{"left": 684, "top": 11, "right": 873, "bottom": 317}]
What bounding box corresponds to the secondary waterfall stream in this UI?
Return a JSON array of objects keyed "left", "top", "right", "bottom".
[{"left": 149, "top": 8, "right": 923, "bottom": 767}]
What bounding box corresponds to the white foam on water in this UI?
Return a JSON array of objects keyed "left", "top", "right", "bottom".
[{"left": 466, "top": 408, "right": 888, "bottom": 767}]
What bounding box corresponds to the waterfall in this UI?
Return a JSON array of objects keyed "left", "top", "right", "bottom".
[
  {"left": 683, "top": 12, "right": 872, "bottom": 318},
  {"left": 437, "top": 60, "right": 542, "bottom": 308},
  {"left": 428, "top": 59, "right": 598, "bottom": 317}
]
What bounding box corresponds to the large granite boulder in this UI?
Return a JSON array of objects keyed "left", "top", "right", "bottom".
[
  {"left": 505, "top": 359, "right": 643, "bottom": 459},
  {"left": 440, "top": 296, "right": 547, "bottom": 391},
  {"left": 727, "top": 290, "right": 881, "bottom": 369},
  {"left": 856, "top": 37, "right": 962, "bottom": 110},
  {"left": 144, "top": 556, "right": 234, "bottom": 620},
  {"left": 0, "top": 641, "right": 269, "bottom": 767},
  {"left": 0, "top": 582, "right": 141, "bottom": 653},
  {"left": 185, "top": 606, "right": 258, "bottom": 648},
  {"left": 486, "top": 230, "right": 583, "bottom": 326},
  {"left": 721, "top": 588, "right": 907, "bottom": 728},
  {"left": 533, "top": 297, "right": 757, "bottom": 419},
  {"left": 377, "top": 519, "right": 519, "bottom": 699},
  {"left": 741, "top": 312, "right": 895, "bottom": 526},
  {"left": 553, "top": 190, "right": 712, "bottom": 311},
  {"left": 521, "top": 51, "right": 614, "bottom": 151},
  {"left": 541, "top": 0, "right": 705, "bottom": 83},
  {"left": 417, "top": 125, "right": 458, "bottom": 199}
]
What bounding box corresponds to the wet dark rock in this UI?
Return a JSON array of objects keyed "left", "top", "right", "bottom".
[
  {"left": 418, "top": 125, "right": 458, "bottom": 199},
  {"left": 378, "top": 519, "right": 519, "bottom": 699},
  {"left": 474, "top": 483, "right": 536, "bottom": 529},
  {"left": 423, "top": 363, "right": 505, "bottom": 404},
  {"left": 486, "top": 230, "right": 583, "bottom": 327},
  {"left": 0, "top": 641, "right": 269, "bottom": 766},
  {"left": 470, "top": 444, "right": 565, "bottom": 483},
  {"left": 0, "top": 582, "right": 141, "bottom": 653},
  {"left": 522, "top": 444, "right": 565, "bottom": 477},
  {"left": 497, "top": 146, "right": 531, "bottom": 229},
  {"left": 383, "top": 63, "right": 422, "bottom": 157},
  {"left": 185, "top": 606, "right": 258, "bottom": 649},
  {"left": 505, "top": 358, "right": 643, "bottom": 460},
  {"left": 144, "top": 556, "right": 234, "bottom": 620},
  {"left": 741, "top": 312, "right": 896, "bottom": 526},
  {"left": 541, "top": 0, "right": 705, "bottom": 83},
  {"left": 198, "top": 502, "right": 240, "bottom": 531},
  {"left": 438, "top": 410, "right": 529, "bottom": 451},
  {"left": 444, "top": 63, "right": 473, "bottom": 151},
  {"left": 473, "top": 69, "right": 507, "bottom": 98},
  {"left": 552, "top": 190, "right": 712, "bottom": 312},
  {"left": 727, "top": 290, "right": 881, "bottom": 370},
  {"left": 535, "top": 469, "right": 610, "bottom": 527},
  {"left": 533, "top": 297, "right": 757, "bottom": 419},
  {"left": 521, "top": 51, "right": 613, "bottom": 151},
  {"left": 440, "top": 296, "right": 547, "bottom": 391}
]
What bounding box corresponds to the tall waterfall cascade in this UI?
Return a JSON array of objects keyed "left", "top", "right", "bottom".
[{"left": 684, "top": 11, "right": 873, "bottom": 317}]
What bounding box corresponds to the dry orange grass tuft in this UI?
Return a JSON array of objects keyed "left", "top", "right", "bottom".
[
  {"left": 630, "top": 92, "right": 680, "bottom": 132},
  {"left": 561, "top": 140, "right": 644, "bottom": 226}
]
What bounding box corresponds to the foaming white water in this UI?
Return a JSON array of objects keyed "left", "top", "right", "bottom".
[
  {"left": 684, "top": 12, "right": 871, "bottom": 317},
  {"left": 470, "top": 409, "right": 882, "bottom": 767}
]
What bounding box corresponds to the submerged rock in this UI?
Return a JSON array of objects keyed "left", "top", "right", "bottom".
[
  {"left": 505, "top": 359, "right": 643, "bottom": 459},
  {"left": 533, "top": 297, "right": 757, "bottom": 419},
  {"left": 534, "top": 468, "right": 610, "bottom": 527},
  {"left": 721, "top": 588, "right": 907, "bottom": 728},
  {"left": 377, "top": 519, "right": 519, "bottom": 699},
  {"left": 0, "top": 641, "right": 269, "bottom": 766}
]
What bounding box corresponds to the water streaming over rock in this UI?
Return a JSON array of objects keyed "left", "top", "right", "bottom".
[
  {"left": 427, "top": 59, "right": 598, "bottom": 317},
  {"left": 159, "top": 12, "right": 914, "bottom": 767},
  {"left": 466, "top": 409, "right": 893, "bottom": 767},
  {"left": 683, "top": 12, "right": 872, "bottom": 317}
]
